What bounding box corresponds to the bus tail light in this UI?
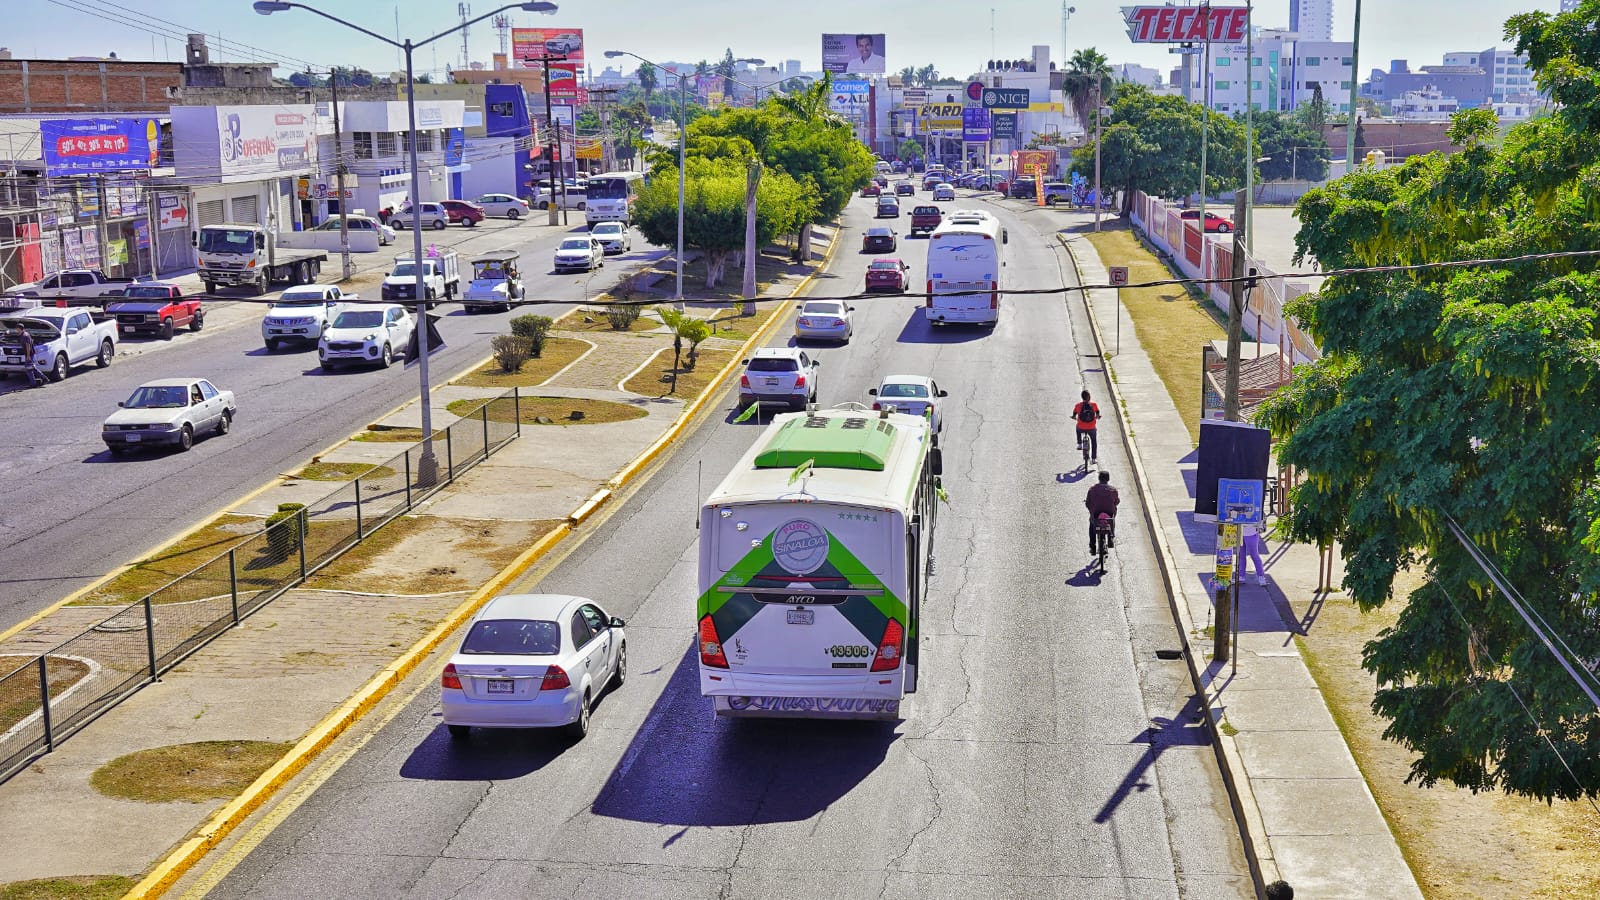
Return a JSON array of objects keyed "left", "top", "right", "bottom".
[
  {"left": 925, "top": 281, "right": 934, "bottom": 307},
  {"left": 540, "top": 665, "right": 571, "bottom": 691},
  {"left": 990, "top": 281, "right": 999, "bottom": 309},
  {"left": 870, "top": 619, "right": 904, "bottom": 672},
  {"left": 441, "top": 664, "right": 461, "bottom": 690},
  {"left": 699, "top": 615, "right": 729, "bottom": 668}
]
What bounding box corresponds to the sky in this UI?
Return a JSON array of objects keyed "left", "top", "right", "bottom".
[{"left": 6, "top": 1, "right": 1566, "bottom": 84}]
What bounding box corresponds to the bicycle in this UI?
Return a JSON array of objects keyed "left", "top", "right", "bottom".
[
  {"left": 1092, "top": 513, "right": 1114, "bottom": 571},
  {"left": 1077, "top": 431, "right": 1092, "bottom": 471}
]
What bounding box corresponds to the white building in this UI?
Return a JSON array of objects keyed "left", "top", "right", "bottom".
[
  {"left": 1391, "top": 88, "right": 1459, "bottom": 120},
  {"left": 1289, "top": 0, "right": 1334, "bottom": 42},
  {"left": 169, "top": 104, "right": 323, "bottom": 234},
  {"left": 1195, "top": 28, "right": 1354, "bottom": 114},
  {"left": 332, "top": 100, "right": 467, "bottom": 217},
  {"left": 1112, "top": 63, "right": 1164, "bottom": 89}
]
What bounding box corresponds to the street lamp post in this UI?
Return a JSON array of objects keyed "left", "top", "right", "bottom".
[
  {"left": 253, "top": 0, "right": 558, "bottom": 485},
  {"left": 607, "top": 50, "right": 685, "bottom": 302}
]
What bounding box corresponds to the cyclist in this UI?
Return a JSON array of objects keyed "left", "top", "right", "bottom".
[
  {"left": 1084, "top": 470, "right": 1120, "bottom": 554},
  {"left": 1072, "top": 389, "right": 1100, "bottom": 464}
]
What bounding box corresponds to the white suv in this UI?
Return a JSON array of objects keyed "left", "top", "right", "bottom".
[
  {"left": 738, "top": 347, "right": 820, "bottom": 411},
  {"left": 390, "top": 202, "right": 449, "bottom": 231},
  {"left": 318, "top": 304, "right": 415, "bottom": 371}
]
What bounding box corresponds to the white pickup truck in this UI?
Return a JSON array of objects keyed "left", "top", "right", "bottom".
[
  {"left": 9, "top": 268, "right": 135, "bottom": 305},
  {"left": 260, "top": 284, "right": 355, "bottom": 352},
  {"left": 1, "top": 307, "right": 118, "bottom": 381},
  {"left": 381, "top": 250, "right": 461, "bottom": 305}
]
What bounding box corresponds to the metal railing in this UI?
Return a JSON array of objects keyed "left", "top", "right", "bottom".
[{"left": 0, "top": 389, "right": 523, "bottom": 782}]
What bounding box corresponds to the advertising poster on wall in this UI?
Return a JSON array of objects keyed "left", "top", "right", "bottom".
[
  {"left": 216, "top": 105, "right": 317, "bottom": 178},
  {"left": 513, "top": 27, "right": 585, "bottom": 64},
  {"left": 830, "top": 79, "right": 870, "bottom": 113},
  {"left": 39, "top": 118, "right": 161, "bottom": 176},
  {"left": 133, "top": 221, "right": 151, "bottom": 250},
  {"left": 822, "top": 33, "right": 886, "bottom": 74},
  {"left": 157, "top": 194, "right": 189, "bottom": 230},
  {"left": 547, "top": 62, "right": 581, "bottom": 99},
  {"left": 62, "top": 227, "right": 83, "bottom": 268}
]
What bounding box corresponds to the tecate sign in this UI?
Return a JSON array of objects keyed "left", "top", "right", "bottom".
[{"left": 1122, "top": 5, "right": 1249, "bottom": 43}]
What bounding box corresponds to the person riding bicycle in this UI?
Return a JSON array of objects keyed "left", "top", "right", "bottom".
[
  {"left": 1084, "top": 470, "right": 1120, "bottom": 554},
  {"left": 1072, "top": 389, "right": 1100, "bottom": 464}
]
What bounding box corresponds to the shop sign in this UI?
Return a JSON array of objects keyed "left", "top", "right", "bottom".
[
  {"left": 991, "top": 113, "right": 1018, "bottom": 140},
  {"left": 133, "top": 221, "right": 151, "bottom": 250},
  {"left": 216, "top": 105, "right": 318, "bottom": 178},
  {"left": 444, "top": 128, "right": 466, "bottom": 167},
  {"left": 40, "top": 118, "right": 160, "bottom": 176},
  {"left": 1123, "top": 5, "right": 1249, "bottom": 43},
  {"left": 157, "top": 194, "right": 190, "bottom": 230}
]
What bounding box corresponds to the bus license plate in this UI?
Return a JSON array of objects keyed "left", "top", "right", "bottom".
[
  {"left": 786, "top": 609, "right": 814, "bottom": 626},
  {"left": 487, "top": 679, "right": 514, "bottom": 693}
]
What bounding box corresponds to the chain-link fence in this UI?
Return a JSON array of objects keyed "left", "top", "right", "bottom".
[{"left": 0, "top": 388, "right": 523, "bottom": 782}]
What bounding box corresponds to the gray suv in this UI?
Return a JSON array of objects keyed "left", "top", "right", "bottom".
[{"left": 738, "top": 347, "right": 820, "bottom": 411}]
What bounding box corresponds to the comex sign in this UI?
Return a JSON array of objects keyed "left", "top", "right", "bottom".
[{"left": 1122, "top": 5, "right": 1249, "bottom": 43}]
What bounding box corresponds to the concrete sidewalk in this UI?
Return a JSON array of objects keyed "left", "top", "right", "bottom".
[
  {"left": 0, "top": 228, "right": 831, "bottom": 889},
  {"left": 1058, "top": 215, "right": 1423, "bottom": 899}
]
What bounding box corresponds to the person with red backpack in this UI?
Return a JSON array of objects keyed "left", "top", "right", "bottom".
[{"left": 1072, "top": 389, "right": 1100, "bottom": 464}]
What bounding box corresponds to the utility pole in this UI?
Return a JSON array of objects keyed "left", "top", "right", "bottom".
[
  {"left": 1244, "top": 0, "right": 1255, "bottom": 255},
  {"left": 1346, "top": 0, "right": 1363, "bottom": 174},
  {"left": 1092, "top": 81, "right": 1103, "bottom": 231},
  {"left": 742, "top": 158, "right": 761, "bottom": 313},
  {"left": 330, "top": 71, "right": 352, "bottom": 280},
  {"left": 1198, "top": 2, "right": 1210, "bottom": 210},
  {"left": 540, "top": 55, "right": 559, "bottom": 226},
  {"left": 1223, "top": 190, "right": 1248, "bottom": 422}
]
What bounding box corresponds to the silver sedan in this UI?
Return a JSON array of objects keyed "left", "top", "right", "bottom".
[{"left": 102, "top": 378, "right": 236, "bottom": 454}]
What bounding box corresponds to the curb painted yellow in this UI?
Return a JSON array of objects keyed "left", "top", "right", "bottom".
[
  {"left": 123, "top": 521, "right": 574, "bottom": 900},
  {"left": 1056, "top": 231, "right": 1277, "bottom": 890},
  {"left": 124, "top": 228, "right": 843, "bottom": 899}
]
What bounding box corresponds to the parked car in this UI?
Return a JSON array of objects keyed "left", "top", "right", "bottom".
[
  {"left": 1, "top": 308, "right": 116, "bottom": 381},
  {"left": 794, "top": 299, "right": 854, "bottom": 343},
  {"left": 318, "top": 304, "right": 415, "bottom": 371},
  {"left": 311, "top": 214, "right": 395, "bottom": 245},
  {"left": 440, "top": 199, "right": 486, "bottom": 226},
  {"left": 1180, "top": 209, "right": 1235, "bottom": 232},
  {"left": 910, "top": 205, "right": 943, "bottom": 236},
  {"left": 932, "top": 183, "right": 956, "bottom": 201},
  {"left": 260, "top": 284, "right": 354, "bottom": 352},
  {"left": 869, "top": 375, "right": 948, "bottom": 434},
  {"left": 738, "top": 346, "right": 819, "bottom": 411},
  {"left": 862, "top": 226, "right": 898, "bottom": 253},
  {"left": 531, "top": 185, "right": 587, "bottom": 210},
  {"left": 894, "top": 181, "right": 915, "bottom": 196},
  {"left": 865, "top": 258, "right": 911, "bottom": 293},
  {"left": 102, "top": 378, "right": 236, "bottom": 454},
  {"left": 861, "top": 182, "right": 882, "bottom": 197},
  {"left": 440, "top": 593, "right": 625, "bottom": 741},
  {"left": 472, "top": 193, "right": 531, "bottom": 219},
  {"left": 1009, "top": 177, "right": 1038, "bottom": 199},
  {"left": 389, "top": 202, "right": 450, "bottom": 230},
  {"left": 590, "top": 222, "right": 632, "bottom": 255},
  {"left": 553, "top": 236, "right": 605, "bottom": 272},
  {"left": 105, "top": 282, "right": 204, "bottom": 339},
  {"left": 1042, "top": 182, "right": 1073, "bottom": 205},
  {"left": 8, "top": 268, "right": 132, "bottom": 303},
  {"left": 876, "top": 196, "right": 901, "bottom": 218}
]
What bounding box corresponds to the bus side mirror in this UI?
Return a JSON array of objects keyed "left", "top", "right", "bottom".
[
  {"left": 930, "top": 449, "right": 943, "bottom": 477},
  {"left": 255, "top": 234, "right": 266, "bottom": 250}
]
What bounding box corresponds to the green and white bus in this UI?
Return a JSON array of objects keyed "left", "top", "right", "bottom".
[{"left": 697, "top": 408, "right": 942, "bottom": 719}]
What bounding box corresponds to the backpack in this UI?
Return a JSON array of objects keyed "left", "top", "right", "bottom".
[{"left": 1077, "top": 402, "right": 1096, "bottom": 424}]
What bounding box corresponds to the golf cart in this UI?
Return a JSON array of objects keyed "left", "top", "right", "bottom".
[{"left": 461, "top": 251, "right": 525, "bottom": 313}]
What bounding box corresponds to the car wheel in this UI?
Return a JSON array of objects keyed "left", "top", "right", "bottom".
[
  {"left": 464, "top": 218, "right": 477, "bottom": 227},
  {"left": 178, "top": 424, "right": 193, "bottom": 452},
  {"left": 611, "top": 641, "right": 627, "bottom": 688},
  {"left": 51, "top": 353, "right": 68, "bottom": 382},
  {"left": 432, "top": 219, "right": 447, "bottom": 231},
  {"left": 507, "top": 208, "right": 520, "bottom": 220},
  {"left": 265, "top": 339, "right": 280, "bottom": 353},
  {"left": 190, "top": 313, "right": 204, "bottom": 332},
  {"left": 95, "top": 340, "right": 113, "bottom": 368},
  {"left": 161, "top": 317, "right": 175, "bottom": 340},
  {"left": 379, "top": 342, "right": 393, "bottom": 368},
  {"left": 1217, "top": 224, "right": 1231, "bottom": 233},
  {"left": 255, "top": 276, "right": 268, "bottom": 296},
  {"left": 320, "top": 361, "right": 336, "bottom": 372},
  {"left": 1046, "top": 196, "right": 1057, "bottom": 206},
  {"left": 203, "top": 281, "right": 216, "bottom": 294},
  {"left": 216, "top": 410, "right": 232, "bottom": 436},
  {"left": 566, "top": 690, "right": 591, "bottom": 740},
  {"left": 447, "top": 724, "right": 470, "bottom": 740},
  {"left": 576, "top": 201, "right": 586, "bottom": 211}
]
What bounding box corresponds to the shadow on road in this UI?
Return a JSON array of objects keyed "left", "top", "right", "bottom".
[
  {"left": 1093, "top": 691, "right": 1212, "bottom": 824},
  {"left": 398, "top": 718, "right": 574, "bottom": 781},
  {"left": 894, "top": 310, "right": 990, "bottom": 345},
  {"left": 589, "top": 644, "right": 899, "bottom": 827}
]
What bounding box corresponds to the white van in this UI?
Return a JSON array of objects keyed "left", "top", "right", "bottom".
[{"left": 923, "top": 209, "right": 1006, "bottom": 326}]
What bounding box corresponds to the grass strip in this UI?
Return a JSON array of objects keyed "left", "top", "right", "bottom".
[
  {"left": 622, "top": 349, "right": 735, "bottom": 400},
  {"left": 90, "top": 740, "right": 295, "bottom": 803},
  {"left": 0, "top": 875, "right": 137, "bottom": 900},
  {"left": 445, "top": 396, "right": 648, "bottom": 426},
  {"left": 450, "top": 337, "right": 591, "bottom": 386}
]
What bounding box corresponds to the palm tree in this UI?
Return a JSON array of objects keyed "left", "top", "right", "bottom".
[
  {"left": 915, "top": 64, "right": 939, "bottom": 87},
  {"left": 1063, "top": 48, "right": 1114, "bottom": 136},
  {"left": 637, "top": 62, "right": 657, "bottom": 110},
  {"left": 897, "top": 65, "right": 917, "bottom": 86},
  {"left": 716, "top": 49, "right": 737, "bottom": 97},
  {"left": 770, "top": 72, "right": 844, "bottom": 127}
]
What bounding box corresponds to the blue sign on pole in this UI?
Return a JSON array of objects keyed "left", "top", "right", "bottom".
[
  {"left": 1217, "top": 478, "right": 1265, "bottom": 525},
  {"left": 443, "top": 128, "right": 466, "bottom": 167},
  {"left": 40, "top": 118, "right": 160, "bottom": 176},
  {"left": 962, "top": 107, "right": 991, "bottom": 142}
]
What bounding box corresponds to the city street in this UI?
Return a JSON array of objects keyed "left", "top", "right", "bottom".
[
  {"left": 201, "top": 196, "right": 1253, "bottom": 899},
  {"left": 0, "top": 215, "right": 663, "bottom": 631}
]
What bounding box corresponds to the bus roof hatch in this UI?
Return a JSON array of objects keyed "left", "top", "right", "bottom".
[{"left": 753, "top": 415, "right": 895, "bottom": 471}]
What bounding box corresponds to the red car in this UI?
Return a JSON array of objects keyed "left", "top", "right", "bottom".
[
  {"left": 440, "top": 199, "right": 486, "bottom": 226},
  {"left": 861, "top": 183, "right": 882, "bottom": 197},
  {"left": 1180, "top": 209, "right": 1233, "bottom": 233},
  {"left": 865, "top": 258, "right": 910, "bottom": 292}
]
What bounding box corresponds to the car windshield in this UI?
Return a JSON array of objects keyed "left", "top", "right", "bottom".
[
  {"left": 122, "top": 286, "right": 175, "bottom": 299},
  {"left": 560, "top": 239, "right": 591, "bottom": 250},
  {"left": 391, "top": 263, "right": 422, "bottom": 277},
  {"left": 868, "top": 260, "right": 901, "bottom": 270},
  {"left": 460, "top": 619, "right": 561, "bottom": 655},
  {"left": 879, "top": 382, "right": 929, "bottom": 399},
  {"left": 747, "top": 357, "right": 799, "bottom": 372},
  {"left": 593, "top": 224, "right": 623, "bottom": 235},
  {"left": 804, "top": 302, "right": 844, "bottom": 316},
  {"left": 125, "top": 385, "right": 189, "bottom": 408},
  {"left": 196, "top": 228, "right": 254, "bottom": 254},
  {"left": 270, "top": 299, "right": 322, "bottom": 309},
  {"left": 586, "top": 178, "right": 631, "bottom": 200},
  {"left": 332, "top": 311, "right": 383, "bottom": 328}
]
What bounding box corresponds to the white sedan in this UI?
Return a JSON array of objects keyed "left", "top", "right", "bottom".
[
  {"left": 553, "top": 236, "right": 604, "bottom": 272},
  {"left": 932, "top": 183, "right": 957, "bottom": 201},
  {"left": 440, "top": 593, "right": 626, "bottom": 741},
  {"left": 311, "top": 215, "right": 395, "bottom": 245},
  {"left": 591, "top": 222, "right": 632, "bottom": 254},
  {"left": 473, "top": 193, "right": 531, "bottom": 220},
  {"left": 102, "top": 378, "right": 236, "bottom": 454},
  {"left": 318, "top": 304, "right": 414, "bottom": 371},
  {"left": 869, "top": 374, "right": 948, "bottom": 434},
  {"left": 794, "top": 299, "right": 854, "bottom": 343}
]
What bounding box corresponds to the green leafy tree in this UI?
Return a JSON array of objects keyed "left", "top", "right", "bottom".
[
  {"left": 1069, "top": 84, "right": 1249, "bottom": 214},
  {"left": 898, "top": 139, "right": 925, "bottom": 161},
  {"left": 897, "top": 65, "right": 918, "bottom": 86},
  {"left": 1062, "top": 48, "right": 1114, "bottom": 136},
  {"left": 637, "top": 62, "right": 657, "bottom": 106},
  {"left": 1253, "top": 109, "right": 1331, "bottom": 182},
  {"left": 716, "top": 49, "right": 737, "bottom": 97},
  {"left": 1256, "top": 2, "right": 1600, "bottom": 803}
]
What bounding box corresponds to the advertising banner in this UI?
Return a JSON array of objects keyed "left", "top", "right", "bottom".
[
  {"left": 991, "top": 112, "right": 1018, "bottom": 140},
  {"left": 443, "top": 128, "right": 465, "bottom": 167},
  {"left": 962, "top": 108, "right": 991, "bottom": 142},
  {"left": 1123, "top": 5, "right": 1249, "bottom": 43},
  {"left": 1015, "top": 149, "right": 1057, "bottom": 176},
  {"left": 216, "top": 105, "right": 317, "bottom": 178},
  {"left": 901, "top": 88, "right": 927, "bottom": 108},
  {"left": 547, "top": 62, "right": 581, "bottom": 99},
  {"left": 157, "top": 194, "right": 189, "bottom": 230},
  {"left": 830, "top": 79, "right": 871, "bottom": 113},
  {"left": 40, "top": 118, "right": 160, "bottom": 176},
  {"left": 822, "top": 33, "right": 886, "bottom": 75},
  {"left": 133, "top": 221, "right": 150, "bottom": 250},
  {"left": 918, "top": 102, "right": 964, "bottom": 131},
  {"left": 982, "top": 87, "right": 1031, "bottom": 110},
  {"left": 513, "top": 27, "right": 585, "bottom": 64}
]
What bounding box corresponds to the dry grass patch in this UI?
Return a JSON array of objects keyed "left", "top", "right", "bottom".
[
  {"left": 623, "top": 349, "right": 735, "bottom": 399},
  {"left": 701, "top": 303, "right": 783, "bottom": 342},
  {"left": 554, "top": 308, "right": 662, "bottom": 333},
  {"left": 90, "top": 740, "right": 293, "bottom": 803},
  {"left": 294, "top": 462, "right": 396, "bottom": 482},
  {"left": 446, "top": 396, "right": 648, "bottom": 426},
  {"left": 306, "top": 515, "right": 563, "bottom": 595},
  {"left": 0, "top": 876, "right": 137, "bottom": 900},
  {"left": 639, "top": 249, "right": 808, "bottom": 303},
  {"left": 0, "top": 655, "right": 92, "bottom": 733},
  {"left": 1083, "top": 226, "right": 1225, "bottom": 444},
  {"left": 303, "top": 515, "right": 439, "bottom": 590},
  {"left": 351, "top": 426, "right": 447, "bottom": 443},
  {"left": 69, "top": 514, "right": 260, "bottom": 607},
  {"left": 450, "top": 337, "right": 590, "bottom": 387}
]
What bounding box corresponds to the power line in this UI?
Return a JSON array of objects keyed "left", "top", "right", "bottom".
[{"left": 41, "top": 0, "right": 326, "bottom": 72}]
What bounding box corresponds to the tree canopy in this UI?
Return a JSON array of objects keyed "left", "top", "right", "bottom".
[
  {"left": 1257, "top": 1, "right": 1600, "bottom": 802},
  {"left": 1252, "top": 109, "right": 1331, "bottom": 182},
  {"left": 1062, "top": 47, "right": 1114, "bottom": 135},
  {"left": 1068, "top": 84, "right": 1250, "bottom": 213}
]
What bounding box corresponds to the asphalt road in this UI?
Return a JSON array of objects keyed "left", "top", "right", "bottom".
[
  {"left": 0, "top": 215, "right": 664, "bottom": 631},
  {"left": 204, "top": 195, "right": 1252, "bottom": 898}
]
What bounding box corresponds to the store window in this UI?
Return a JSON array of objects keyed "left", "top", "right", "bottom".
[
  {"left": 376, "top": 133, "right": 397, "bottom": 157},
  {"left": 1304, "top": 56, "right": 1320, "bottom": 66},
  {"left": 353, "top": 132, "right": 374, "bottom": 160},
  {"left": 416, "top": 130, "right": 435, "bottom": 152}
]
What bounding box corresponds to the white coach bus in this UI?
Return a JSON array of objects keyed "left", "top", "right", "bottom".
[
  {"left": 697, "top": 408, "right": 943, "bottom": 720},
  {"left": 584, "top": 170, "right": 644, "bottom": 228},
  {"left": 924, "top": 209, "right": 1007, "bottom": 326}
]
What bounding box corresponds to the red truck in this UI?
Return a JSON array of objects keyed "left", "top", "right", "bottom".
[
  {"left": 910, "top": 204, "right": 944, "bottom": 237},
  {"left": 104, "top": 282, "right": 204, "bottom": 339}
]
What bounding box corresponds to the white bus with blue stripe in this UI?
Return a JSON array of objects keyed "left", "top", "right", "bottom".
[
  {"left": 697, "top": 408, "right": 942, "bottom": 719},
  {"left": 925, "top": 209, "right": 1007, "bottom": 326}
]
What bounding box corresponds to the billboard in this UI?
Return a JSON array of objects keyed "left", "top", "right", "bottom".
[
  {"left": 547, "top": 62, "right": 581, "bottom": 99},
  {"left": 991, "top": 112, "right": 1018, "bottom": 140},
  {"left": 962, "top": 108, "right": 991, "bottom": 142},
  {"left": 40, "top": 118, "right": 160, "bottom": 176},
  {"left": 822, "top": 33, "right": 886, "bottom": 75},
  {"left": 982, "top": 87, "right": 1030, "bottom": 110},
  {"left": 830, "top": 79, "right": 870, "bottom": 113},
  {"left": 918, "top": 102, "right": 964, "bottom": 131},
  {"left": 1123, "top": 5, "right": 1249, "bottom": 43},
  {"left": 513, "top": 27, "right": 585, "bottom": 64},
  {"left": 215, "top": 105, "right": 317, "bottom": 178}
]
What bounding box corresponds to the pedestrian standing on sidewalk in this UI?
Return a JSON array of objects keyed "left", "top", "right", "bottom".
[{"left": 1240, "top": 520, "right": 1267, "bottom": 586}]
